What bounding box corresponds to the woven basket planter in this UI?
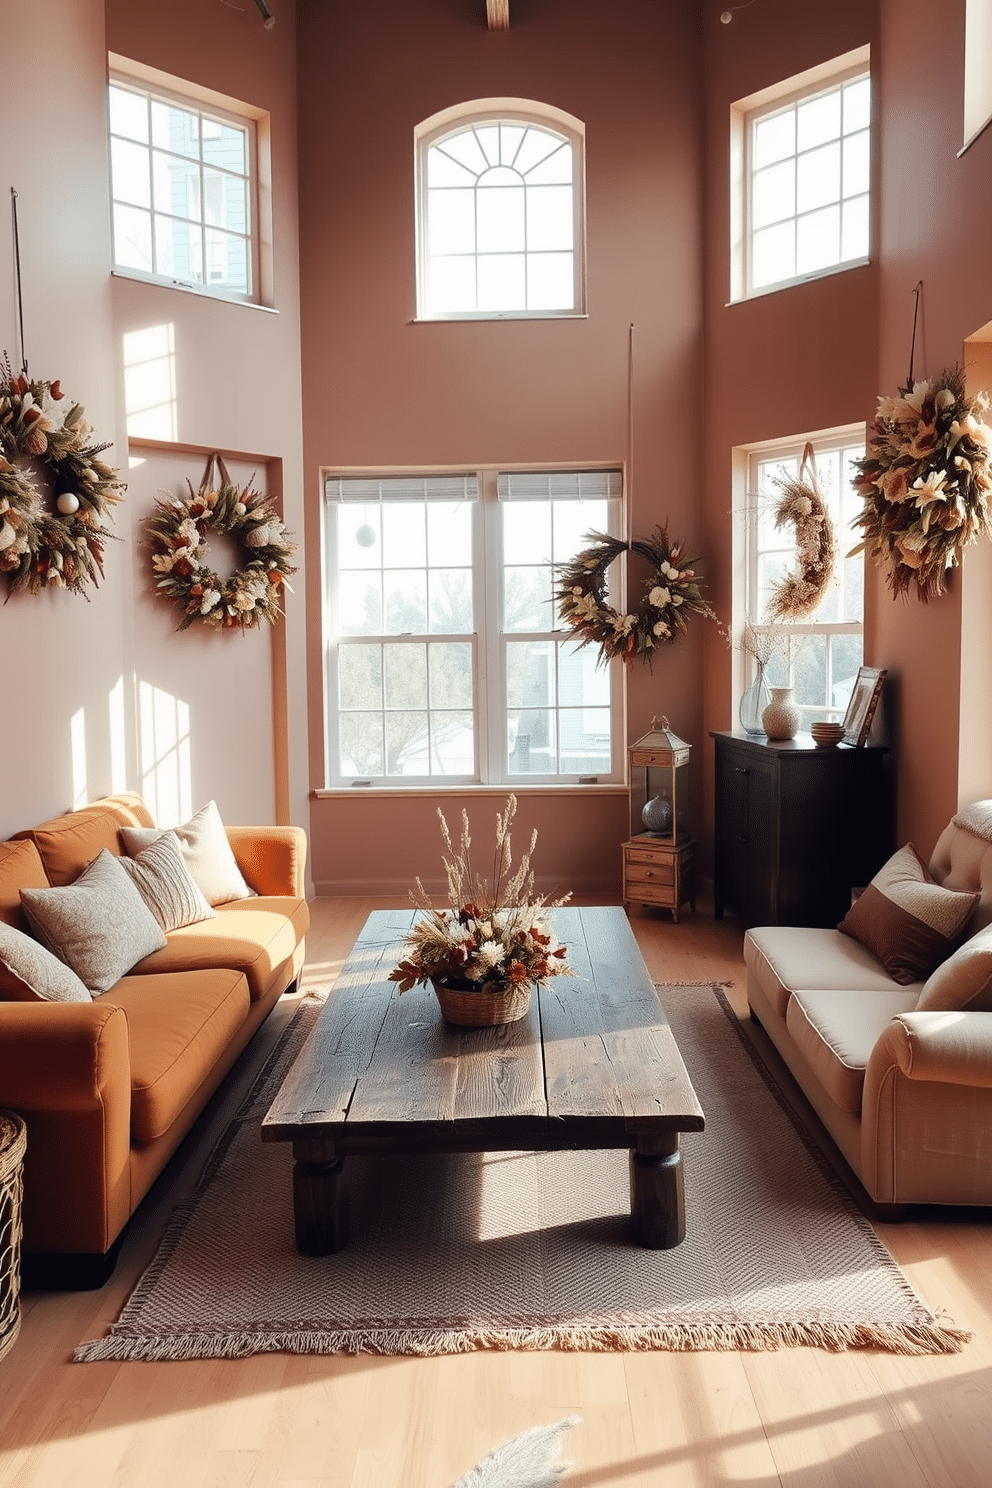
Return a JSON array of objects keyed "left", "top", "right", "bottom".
[
  {"left": 0, "top": 1111, "right": 26, "bottom": 1363},
  {"left": 431, "top": 979, "right": 532, "bottom": 1027}
]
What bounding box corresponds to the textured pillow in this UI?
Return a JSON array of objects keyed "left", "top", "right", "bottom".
[
  {"left": 0, "top": 920, "right": 92, "bottom": 1003},
  {"left": 20, "top": 849, "right": 166, "bottom": 995},
  {"left": 838, "top": 842, "right": 979, "bottom": 986},
  {"left": 120, "top": 800, "right": 253, "bottom": 907},
  {"left": 118, "top": 829, "right": 216, "bottom": 933},
  {"left": 917, "top": 922, "right": 992, "bottom": 1012}
]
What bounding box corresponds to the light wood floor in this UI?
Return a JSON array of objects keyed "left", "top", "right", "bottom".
[{"left": 3, "top": 897, "right": 992, "bottom": 1487}]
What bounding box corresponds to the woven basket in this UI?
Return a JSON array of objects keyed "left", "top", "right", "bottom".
[
  {"left": 431, "top": 979, "right": 532, "bottom": 1028},
  {"left": 0, "top": 1111, "right": 26, "bottom": 1363}
]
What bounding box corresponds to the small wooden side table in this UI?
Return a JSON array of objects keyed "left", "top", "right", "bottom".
[{"left": 622, "top": 834, "right": 696, "bottom": 922}]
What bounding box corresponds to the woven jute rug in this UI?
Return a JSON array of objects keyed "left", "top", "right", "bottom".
[{"left": 75, "top": 983, "right": 968, "bottom": 1361}]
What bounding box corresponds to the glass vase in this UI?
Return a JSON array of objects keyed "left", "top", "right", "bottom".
[{"left": 739, "top": 661, "right": 771, "bottom": 736}]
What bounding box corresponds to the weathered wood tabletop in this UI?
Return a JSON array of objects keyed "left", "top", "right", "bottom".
[{"left": 262, "top": 905, "right": 704, "bottom": 1253}]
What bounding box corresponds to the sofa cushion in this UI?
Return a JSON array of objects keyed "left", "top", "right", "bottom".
[
  {"left": 121, "top": 800, "right": 254, "bottom": 907},
  {"left": 0, "top": 920, "right": 92, "bottom": 1003},
  {"left": 744, "top": 925, "right": 922, "bottom": 1021},
  {"left": 20, "top": 850, "right": 167, "bottom": 995},
  {"left": 127, "top": 896, "right": 309, "bottom": 1002},
  {"left": 118, "top": 830, "right": 216, "bottom": 933},
  {"left": 0, "top": 838, "right": 50, "bottom": 931},
  {"left": 917, "top": 922, "right": 992, "bottom": 1012},
  {"left": 786, "top": 987, "right": 920, "bottom": 1114},
  {"left": 837, "top": 843, "right": 979, "bottom": 985},
  {"left": 16, "top": 808, "right": 126, "bottom": 887},
  {"left": 102, "top": 969, "right": 250, "bottom": 1142}
]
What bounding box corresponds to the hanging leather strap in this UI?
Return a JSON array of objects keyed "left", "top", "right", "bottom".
[
  {"left": 200, "top": 452, "right": 233, "bottom": 491},
  {"left": 799, "top": 441, "right": 819, "bottom": 487}
]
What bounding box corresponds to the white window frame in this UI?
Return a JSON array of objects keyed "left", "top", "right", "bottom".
[
  {"left": 108, "top": 56, "right": 270, "bottom": 306},
  {"left": 321, "top": 465, "right": 624, "bottom": 789},
  {"left": 962, "top": 0, "right": 992, "bottom": 154},
  {"left": 733, "top": 425, "right": 866, "bottom": 726},
  {"left": 730, "top": 46, "right": 871, "bottom": 302},
  {"left": 414, "top": 98, "right": 587, "bottom": 321}
]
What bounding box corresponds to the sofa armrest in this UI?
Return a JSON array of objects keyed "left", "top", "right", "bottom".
[
  {"left": 0, "top": 1001, "right": 134, "bottom": 1254},
  {"left": 873, "top": 1010, "right": 992, "bottom": 1089},
  {"left": 225, "top": 825, "right": 307, "bottom": 899}
]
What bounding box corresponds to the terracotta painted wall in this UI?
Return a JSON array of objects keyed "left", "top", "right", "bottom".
[
  {"left": 0, "top": 1, "right": 307, "bottom": 846},
  {"left": 297, "top": 0, "right": 706, "bottom": 897}
]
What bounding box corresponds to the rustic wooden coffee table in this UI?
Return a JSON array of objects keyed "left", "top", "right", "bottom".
[{"left": 262, "top": 905, "right": 704, "bottom": 1253}]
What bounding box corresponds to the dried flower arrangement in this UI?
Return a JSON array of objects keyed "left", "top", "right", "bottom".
[
  {"left": 555, "top": 527, "right": 716, "bottom": 667},
  {"left": 850, "top": 368, "right": 992, "bottom": 602},
  {"left": 146, "top": 455, "right": 297, "bottom": 631},
  {"left": 0, "top": 356, "right": 124, "bottom": 596},
  {"left": 389, "top": 795, "right": 573, "bottom": 998},
  {"left": 766, "top": 449, "right": 835, "bottom": 621}
]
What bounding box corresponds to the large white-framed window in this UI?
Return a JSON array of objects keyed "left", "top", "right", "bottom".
[
  {"left": 108, "top": 59, "right": 266, "bottom": 303},
  {"left": 963, "top": 0, "right": 992, "bottom": 153},
  {"left": 730, "top": 47, "right": 871, "bottom": 301},
  {"left": 737, "top": 427, "right": 866, "bottom": 729},
  {"left": 322, "top": 467, "right": 623, "bottom": 787},
  {"left": 415, "top": 100, "right": 586, "bottom": 320}
]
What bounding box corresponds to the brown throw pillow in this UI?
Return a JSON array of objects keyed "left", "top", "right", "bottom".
[{"left": 838, "top": 842, "right": 979, "bottom": 985}]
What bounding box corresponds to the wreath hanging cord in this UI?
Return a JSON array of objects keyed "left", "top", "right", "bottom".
[{"left": 145, "top": 450, "right": 297, "bottom": 631}]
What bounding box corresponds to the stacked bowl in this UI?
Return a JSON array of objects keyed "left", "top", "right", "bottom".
[{"left": 810, "top": 721, "right": 845, "bottom": 748}]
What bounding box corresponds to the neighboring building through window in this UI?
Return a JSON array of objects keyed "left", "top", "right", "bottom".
[
  {"left": 322, "top": 468, "right": 622, "bottom": 786},
  {"left": 416, "top": 102, "right": 585, "bottom": 319},
  {"left": 108, "top": 62, "right": 262, "bottom": 302},
  {"left": 738, "top": 429, "right": 866, "bottom": 729},
  {"left": 730, "top": 48, "right": 871, "bottom": 299}
]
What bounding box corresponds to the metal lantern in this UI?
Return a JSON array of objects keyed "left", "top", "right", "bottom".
[{"left": 628, "top": 715, "right": 691, "bottom": 844}]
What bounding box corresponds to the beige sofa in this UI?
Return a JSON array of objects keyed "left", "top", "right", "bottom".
[
  {"left": 745, "top": 802, "right": 992, "bottom": 1214},
  {"left": 0, "top": 793, "right": 308, "bottom": 1286}
]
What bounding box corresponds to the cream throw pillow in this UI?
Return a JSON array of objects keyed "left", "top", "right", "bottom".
[
  {"left": 118, "top": 829, "right": 216, "bottom": 933},
  {"left": 120, "top": 800, "right": 253, "bottom": 907},
  {"left": 20, "top": 849, "right": 166, "bottom": 995},
  {"left": 917, "top": 922, "right": 992, "bottom": 1012},
  {"left": 0, "top": 920, "right": 92, "bottom": 1003}
]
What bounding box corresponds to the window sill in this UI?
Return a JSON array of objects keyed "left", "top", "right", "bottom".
[
  {"left": 727, "top": 257, "right": 871, "bottom": 307},
  {"left": 412, "top": 312, "right": 589, "bottom": 324},
  {"left": 111, "top": 269, "right": 277, "bottom": 313},
  {"left": 314, "top": 782, "right": 626, "bottom": 800}
]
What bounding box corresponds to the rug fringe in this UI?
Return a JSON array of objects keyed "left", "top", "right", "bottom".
[{"left": 74, "top": 1317, "right": 969, "bottom": 1363}]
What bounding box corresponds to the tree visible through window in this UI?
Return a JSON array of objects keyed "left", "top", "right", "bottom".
[{"left": 417, "top": 106, "right": 585, "bottom": 319}]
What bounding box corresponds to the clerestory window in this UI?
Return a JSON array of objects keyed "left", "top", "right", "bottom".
[{"left": 415, "top": 102, "right": 586, "bottom": 320}]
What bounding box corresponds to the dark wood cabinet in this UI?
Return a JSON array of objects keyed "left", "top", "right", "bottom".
[{"left": 711, "top": 731, "right": 894, "bottom": 928}]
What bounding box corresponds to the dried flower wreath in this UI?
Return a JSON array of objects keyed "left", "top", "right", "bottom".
[
  {"left": 850, "top": 367, "right": 992, "bottom": 602},
  {"left": 555, "top": 527, "right": 716, "bottom": 667},
  {"left": 0, "top": 358, "right": 124, "bottom": 597},
  {"left": 766, "top": 444, "right": 835, "bottom": 621},
  {"left": 146, "top": 454, "right": 297, "bottom": 631}
]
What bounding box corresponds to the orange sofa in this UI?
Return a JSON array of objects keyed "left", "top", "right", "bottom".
[{"left": 0, "top": 793, "right": 308, "bottom": 1287}]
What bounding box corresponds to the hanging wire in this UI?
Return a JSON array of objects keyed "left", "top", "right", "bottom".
[
  {"left": 907, "top": 279, "right": 923, "bottom": 387},
  {"left": 10, "top": 188, "right": 27, "bottom": 377},
  {"left": 626, "top": 321, "right": 634, "bottom": 543}
]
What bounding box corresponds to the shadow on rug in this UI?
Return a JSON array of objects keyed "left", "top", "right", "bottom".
[
  {"left": 75, "top": 983, "right": 968, "bottom": 1361},
  {"left": 454, "top": 1416, "right": 580, "bottom": 1488}
]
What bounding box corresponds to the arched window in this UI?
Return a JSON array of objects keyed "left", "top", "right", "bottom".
[{"left": 416, "top": 101, "right": 585, "bottom": 320}]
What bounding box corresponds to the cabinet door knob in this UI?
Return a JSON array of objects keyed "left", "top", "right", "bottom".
[{"left": 734, "top": 766, "right": 750, "bottom": 775}]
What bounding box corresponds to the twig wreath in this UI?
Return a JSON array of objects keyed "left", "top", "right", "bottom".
[
  {"left": 555, "top": 526, "right": 715, "bottom": 666},
  {"left": 851, "top": 367, "right": 992, "bottom": 603},
  {"left": 146, "top": 454, "right": 297, "bottom": 631},
  {"left": 0, "top": 358, "right": 124, "bottom": 597},
  {"left": 766, "top": 442, "right": 835, "bottom": 621}
]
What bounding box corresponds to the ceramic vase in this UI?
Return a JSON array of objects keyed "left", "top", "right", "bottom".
[
  {"left": 761, "top": 686, "right": 802, "bottom": 741},
  {"left": 739, "top": 661, "right": 772, "bottom": 736}
]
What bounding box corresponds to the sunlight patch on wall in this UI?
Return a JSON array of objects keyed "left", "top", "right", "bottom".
[
  {"left": 109, "top": 676, "right": 128, "bottom": 795},
  {"left": 138, "top": 680, "right": 191, "bottom": 826},
  {"left": 123, "top": 324, "right": 177, "bottom": 440},
  {"left": 71, "top": 708, "right": 88, "bottom": 810}
]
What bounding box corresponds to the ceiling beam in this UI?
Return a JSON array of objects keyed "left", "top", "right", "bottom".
[{"left": 487, "top": 0, "right": 509, "bottom": 30}]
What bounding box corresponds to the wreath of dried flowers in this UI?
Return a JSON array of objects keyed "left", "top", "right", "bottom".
[
  {"left": 555, "top": 526, "right": 715, "bottom": 666},
  {"left": 850, "top": 367, "right": 992, "bottom": 602},
  {"left": 766, "top": 444, "right": 835, "bottom": 621},
  {"left": 146, "top": 456, "right": 297, "bottom": 631},
  {"left": 0, "top": 358, "right": 124, "bottom": 597}
]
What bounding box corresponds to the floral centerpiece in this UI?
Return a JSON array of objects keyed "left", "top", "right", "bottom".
[
  {"left": 389, "top": 795, "right": 573, "bottom": 1026},
  {"left": 850, "top": 368, "right": 992, "bottom": 602}
]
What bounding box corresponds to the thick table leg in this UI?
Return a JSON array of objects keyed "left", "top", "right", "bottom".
[
  {"left": 629, "top": 1134, "right": 685, "bottom": 1249},
  {"left": 292, "top": 1137, "right": 349, "bottom": 1255}
]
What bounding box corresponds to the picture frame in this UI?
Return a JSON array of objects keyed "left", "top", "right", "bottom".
[{"left": 842, "top": 666, "right": 886, "bottom": 747}]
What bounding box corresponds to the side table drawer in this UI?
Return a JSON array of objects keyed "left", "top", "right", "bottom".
[{"left": 625, "top": 860, "right": 676, "bottom": 890}]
